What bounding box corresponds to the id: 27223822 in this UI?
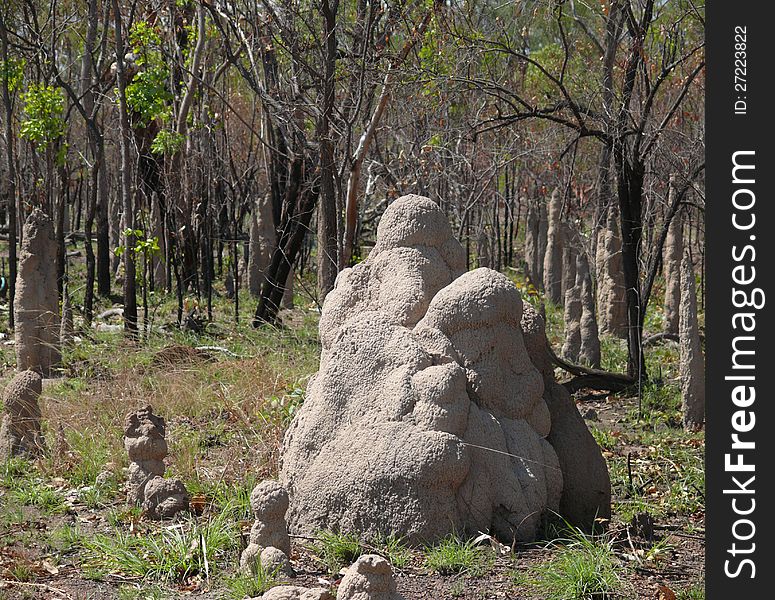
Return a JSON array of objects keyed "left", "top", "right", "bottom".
[{"left": 735, "top": 26, "right": 747, "bottom": 115}]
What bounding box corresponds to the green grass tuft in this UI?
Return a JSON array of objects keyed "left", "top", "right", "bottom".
[
  {"left": 677, "top": 582, "right": 705, "bottom": 599},
  {"left": 10, "top": 479, "right": 68, "bottom": 514},
  {"left": 376, "top": 533, "right": 412, "bottom": 569},
  {"left": 424, "top": 535, "right": 491, "bottom": 576},
  {"left": 310, "top": 530, "right": 365, "bottom": 573},
  {"left": 222, "top": 556, "right": 281, "bottom": 599},
  {"left": 513, "top": 526, "right": 626, "bottom": 599},
  {"left": 79, "top": 511, "right": 237, "bottom": 582}
]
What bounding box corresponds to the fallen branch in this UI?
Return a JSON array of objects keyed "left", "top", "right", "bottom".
[
  {"left": 643, "top": 331, "right": 705, "bottom": 346},
  {"left": 548, "top": 343, "right": 635, "bottom": 393},
  {"left": 642, "top": 332, "right": 679, "bottom": 346}
]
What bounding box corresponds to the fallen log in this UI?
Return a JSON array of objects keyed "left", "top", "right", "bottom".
[
  {"left": 548, "top": 343, "right": 636, "bottom": 393},
  {"left": 642, "top": 332, "right": 679, "bottom": 346}
]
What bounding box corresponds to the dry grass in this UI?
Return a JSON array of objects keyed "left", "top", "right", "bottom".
[{"left": 19, "top": 317, "right": 317, "bottom": 495}]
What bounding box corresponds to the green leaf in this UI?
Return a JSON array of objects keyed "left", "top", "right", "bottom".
[{"left": 20, "top": 83, "right": 65, "bottom": 148}]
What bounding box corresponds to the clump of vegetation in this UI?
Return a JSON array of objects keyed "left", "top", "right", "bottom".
[
  {"left": 424, "top": 535, "right": 491, "bottom": 576},
  {"left": 589, "top": 426, "right": 618, "bottom": 452},
  {"left": 513, "top": 526, "right": 627, "bottom": 599},
  {"left": 677, "top": 582, "right": 705, "bottom": 599},
  {"left": 79, "top": 512, "right": 237, "bottom": 582},
  {"left": 9, "top": 478, "right": 68, "bottom": 514},
  {"left": 376, "top": 533, "right": 413, "bottom": 569},
  {"left": 222, "top": 557, "right": 281, "bottom": 599},
  {"left": 310, "top": 530, "right": 365, "bottom": 573}
]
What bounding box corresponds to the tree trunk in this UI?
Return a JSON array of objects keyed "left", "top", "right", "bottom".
[
  {"left": 96, "top": 155, "right": 111, "bottom": 297},
  {"left": 316, "top": 0, "right": 339, "bottom": 301},
  {"left": 0, "top": 19, "right": 18, "bottom": 329},
  {"left": 113, "top": 0, "right": 138, "bottom": 334},
  {"left": 254, "top": 157, "right": 318, "bottom": 327},
  {"left": 662, "top": 176, "right": 683, "bottom": 334},
  {"left": 341, "top": 8, "right": 435, "bottom": 267},
  {"left": 616, "top": 153, "right": 646, "bottom": 380}
]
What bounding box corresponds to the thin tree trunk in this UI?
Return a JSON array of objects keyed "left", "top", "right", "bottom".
[
  {"left": 0, "top": 18, "right": 17, "bottom": 330},
  {"left": 316, "top": 0, "right": 339, "bottom": 300},
  {"left": 113, "top": 0, "right": 138, "bottom": 334},
  {"left": 254, "top": 158, "right": 318, "bottom": 326},
  {"left": 341, "top": 8, "right": 435, "bottom": 267},
  {"left": 616, "top": 152, "right": 646, "bottom": 381}
]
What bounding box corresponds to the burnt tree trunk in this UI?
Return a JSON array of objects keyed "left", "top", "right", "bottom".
[
  {"left": 616, "top": 151, "right": 646, "bottom": 381},
  {"left": 316, "top": 0, "right": 340, "bottom": 301},
  {"left": 254, "top": 156, "right": 319, "bottom": 327}
]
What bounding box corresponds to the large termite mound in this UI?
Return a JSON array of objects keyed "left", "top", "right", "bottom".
[{"left": 279, "top": 194, "right": 609, "bottom": 544}]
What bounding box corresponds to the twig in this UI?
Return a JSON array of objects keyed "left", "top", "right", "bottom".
[{"left": 0, "top": 580, "right": 75, "bottom": 599}]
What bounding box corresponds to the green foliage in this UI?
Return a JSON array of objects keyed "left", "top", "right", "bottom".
[
  {"left": 610, "top": 428, "right": 704, "bottom": 521},
  {"left": 126, "top": 20, "right": 172, "bottom": 124},
  {"left": 310, "top": 530, "right": 365, "bottom": 573},
  {"left": 1, "top": 457, "right": 32, "bottom": 486},
  {"left": 63, "top": 426, "right": 116, "bottom": 486},
  {"left": 678, "top": 582, "right": 705, "bottom": 599},
  {"left": 263, "top": 386, "right": 305, "bottom": 426},
  {"left": 424, "top": 535, "right": 491, "bottom": 576},
  {"left": 8, "top": 561, "right": 35, "bottom": 582},
  {"left": 376, "top": 533, "right": 412, "bottom": 569},
  {"left": 523, "top": 43, "right": 590, "bottom": 101},
  {"left": 449, "top": 580, "right": 466, "bottom": 597},
  {"left": 513, "top": 526, "right": 626, "bottom": 599},
  {"left": 0, "top": 56, "right": 25, "bottom": 93},
  {"left": 48, "top": 524, "right": 84, "bottom": 554},
  {"left": 77, "top": 475, "right": 120, "bottom": 509},
  {"left": 417, "top": 16, "right": 454, "bottom": 99},
  {"left": 20, "top": 83, "right": 66, "bottom": 147},
  {"left": 194, "top": 475, "right": 257, "bottom": 522},
  {"left": 134, "top": 233, "right": 161, "bottom": 257},
  {"left": 632, "top": 381, "right": 682, "bottom": 428},
  {"left": 151, "top": 130, "right": 185, "bottom": 155},
  {"left": 129, "top": 20, "right": 163, "bottom": 52},
  {"left": 600, "top": 336, "right": 628, "bottom": 373},
  {"left": 115, "top": 230, "right": 160, "bottom": 264},
  {"left": 589, "top": 426, "right": 618, "bottom": 452},
  {"left": 126, "top": 64, "right": 172, "bottom": 124}
]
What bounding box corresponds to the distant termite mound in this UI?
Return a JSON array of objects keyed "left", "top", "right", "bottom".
[
  {"left": 14, "top": 209, "right": 61, "bottom": 376},
  {"left": 0, "top": 370, "right": 46, "bottom": 460},
  {"left": 124, "top": 405, "right": 189, "bottom": 519}
]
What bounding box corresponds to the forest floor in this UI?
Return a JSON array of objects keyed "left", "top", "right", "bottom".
[{"left": 0, "top": 273, "right": 704, "bottom": 600}]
